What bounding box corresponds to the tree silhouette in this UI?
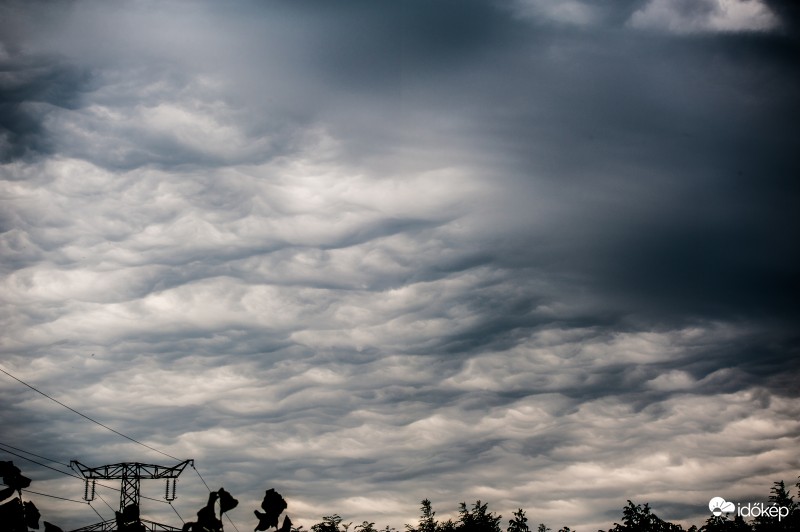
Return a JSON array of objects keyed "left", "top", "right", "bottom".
[
  {"left": 408, "top": 499, "right": 438, "bottom": 532},
  {"left": 356, "top": 521, "right": 379, "bottom": 532},
  {"left": 457, "top": 501, "right": 501, "bottom": 532},
  {"left": 699, "top": 514, "right": 751, "bottom": 532},
  {"left": 507, "top": 509, "right": 529, "bottom": 532},
  {"left": 183, "top": 488, "right": 238, "bottom": 532},
  {"left": 0, "top": 461, "right": 62, "bottom": 532},
  {"left": 312, "top": 514, "right": 350, "bottom": 532},
  {"left": 603, "top": 500, "right": 682, "bottom": 532},
  {"left": 753, "top": 481, "right": 797, "bottom": 532},
  {"left": 256, "top": 488, "right": 289, "bottom": 532}
]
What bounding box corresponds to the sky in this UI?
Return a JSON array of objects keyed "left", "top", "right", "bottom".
[{"left": 1, "top": 0, "right": 799, "bottom": 531}]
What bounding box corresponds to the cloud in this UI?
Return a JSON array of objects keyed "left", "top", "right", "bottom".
[
  {"left": 629, "top": 0, "right": 780, "bottom": 34},
  {"left": 1, "top": 1, "right": 799, "bottom": 532},
  {"left": 508, "top": 0, "right": 601, "bottom": 26}
]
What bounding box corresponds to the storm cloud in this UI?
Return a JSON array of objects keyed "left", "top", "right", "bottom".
[{"left": 1, "top": 1, "right": 798, "bottom": 531}]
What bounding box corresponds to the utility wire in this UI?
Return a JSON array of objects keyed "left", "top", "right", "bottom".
[
  {"left": 192, "top": 464, "right": 212, "bottom": 492},
  {"left": 225, "top": 511, "right": 242, "bottom": 532},
  {"left": 191, "top": 465, "right": 241, "bottom": 532},
  {"left": 94, "top": 490, "right": 117, "bottom": 513},
  {"left": 0, "top": 444, "right": 83, "bottom": 480},
  {"left": 0, "top": 440, "right": 71, "bottom": 468},
  {"left": 88, "top": 502, "right": 106, "bottom": 521},
  {"left": 20, "top": 487, "right": 87, "bottom": 504},
  {"left": 0, "top": 443, "right": 177, "bottom": 507},
  {"left": 169, "top": 502, "right": 185, "bottom": 524},
  {"left": 0, "top": 366, "right": 183, "bottom": 462},
  {"left": 1, "top": 366, "right": 240, "bottom": 530}
]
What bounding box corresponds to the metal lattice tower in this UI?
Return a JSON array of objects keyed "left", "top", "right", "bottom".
[{"left": 70, "top": 460, "right": 192, "bottom": 513}]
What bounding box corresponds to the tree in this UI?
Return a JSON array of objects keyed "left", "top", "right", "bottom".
[
  {"left": 313, "top": 514, "right": 353, "bottom": 532},
  {"left": 457, "top": 501, "right": 502, "bottom": 532},
  {"left": 0, "top": 461, "right": 48, "bottom": 532},
  {"left": 356, "top": 522, "right": 379, "bottom": 532},
  {"left": 408, "top": 499, "right": 438, "bottom": 532},
  {"left": 753, "top": 480, "right": 797, "bottom": 532},
  {"left": 507, "top": 509, "right": 530, "bottom": 532},
  {"left": 604, "top": 500, "right": 683, "bottom": 532},
  {"left": 699, "top": 514, "right": 752, "bottom": 532},
  {"left": 438, "top": 519, "right": 458, "bottom": 532},
  {"left": 535, "top": 525, "right": 550, "bottom": 532}
]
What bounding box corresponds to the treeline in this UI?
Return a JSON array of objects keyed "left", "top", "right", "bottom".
[
  {"left": 301, "top": 476, "right": 800, "bottom": 532},
  {"left": 2, "top": 458, "right": 798, "bottom": 532}
]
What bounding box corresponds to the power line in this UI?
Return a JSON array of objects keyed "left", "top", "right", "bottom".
[
  {"left": 191, "top": 465, "right": 241, "bottom": 532},
  {"left": 88, "top": 502, "right": 106, "bottom": 521},
  {"left": 0, "top": 443, "right": 181, "bottom": 508},
  {"left": 192, "top": 464, "right": 212, "bottom": 492},
  {"left": 20, "top": 487, "right": 87, "bottom": 504},
  {"left": 94, "top": 490, "right": 117, "bottom": 514},
  {"left": 0, "top": 444, "right": 82, "bottom": 480},
  {"left": 0, "top": 366, "right": 182, "bottom": 462},
  {"left": 1, "top": 366, "right": 240, "bottom": 530},
  {"left": 0, "top": 440, "right": 71, "bottom": 468},
  {"left": 2, "top": 482, "right": 111, "bottom": 522},
  {"left": 168, "top": 501, "right": 185, "bottom": 524}
]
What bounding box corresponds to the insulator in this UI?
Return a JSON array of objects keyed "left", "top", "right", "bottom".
[
  {"left": 165, "top": 478, "right": 177, "bottom": 501},
  {"left": 83, "top": 479, "right": 95, "bottom": 502}
]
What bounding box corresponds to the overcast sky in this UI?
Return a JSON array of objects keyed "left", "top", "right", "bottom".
[{"left": 1, "top": 1, "right": 799, "bottom": 531}]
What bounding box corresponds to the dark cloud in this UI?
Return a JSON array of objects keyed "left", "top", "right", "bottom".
[
  {"left": 1, "top": 1, "right": 799, "bottom": 532},
  {"left": 0, "top": 54, "right": 92, "bottom": 162}
]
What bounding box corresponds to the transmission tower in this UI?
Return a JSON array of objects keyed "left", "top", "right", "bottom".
[{"left": 69, "top": 459, "right": 193, "bottom": 532}]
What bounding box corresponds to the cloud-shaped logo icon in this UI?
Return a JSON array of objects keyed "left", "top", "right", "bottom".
[{"left": 709, "top": 497, "right": 736, "bottom": 516}]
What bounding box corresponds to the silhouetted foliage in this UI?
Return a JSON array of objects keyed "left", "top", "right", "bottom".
[
  {"left": 43, "top": 522, "right": 64, "bottom": 532},
  {"left": 4, "top": 462, "right": 800, "bottom": 532},
  {"left": 749, "top": 480, "right": 798, "bottom": 532},
  {"left": 602, "top": 500, "right": 682, "bottom": 532},
  {"left": 438, "top": 519, "right": 458, "bottom": 532},
  {"left": 699, "top": 514, "right": 750, "bottom": 532},
  {"left": 219, "top": 487, "right": 239, "bottom": 514},
  {"left": 408, "top": 499, "right": 439, "bottom": 532},
  {"left": 183, "top": 488, "right": 238, "bottom": 532},
  {"left": 457, "top": 500, "right": 502, "bottom": 532},
  {"left": 0, "top": 461, "right": 51, "bottom": 532},
  {"left": 256, "top": 488, "right": 289, "bottom": 531},
  {"left": 507, "top": 509, "right": 529, "bottom": 532},
  {"left": 0, "top": 461, "right": 32, "bottom": 494},
  {"left": 279, "top": 516, "right": 294, "bottom": 532},
  {"left": 312, "top": 514, "right": 351, "bottom": 532},
  {"left": 356, "top": 521, "right": 379, "bottom": 532}
]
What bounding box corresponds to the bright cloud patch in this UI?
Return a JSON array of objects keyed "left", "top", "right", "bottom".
[{"left": 629, "top": 0, "right": 780, "bottom": 33}]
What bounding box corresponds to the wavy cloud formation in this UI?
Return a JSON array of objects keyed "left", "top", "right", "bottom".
[{"left": 1, "top": 1, "right": 798, "bottom": 531}]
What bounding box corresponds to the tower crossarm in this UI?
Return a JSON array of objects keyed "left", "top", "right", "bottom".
[
  {"left": 70, "top": 459, "right": 194, "bottom": 514},
  {"left": 70, "top": 460, "right": 193, "bottom": 480}
]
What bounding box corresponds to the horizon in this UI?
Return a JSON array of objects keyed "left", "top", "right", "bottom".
[{"left": 1, "top": 453, "right": 798, "bottom": 531}]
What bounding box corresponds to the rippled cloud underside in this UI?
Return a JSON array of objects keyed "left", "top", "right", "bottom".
[{"left": 1, "top": 1, "right": 798, "bottom": 531}]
